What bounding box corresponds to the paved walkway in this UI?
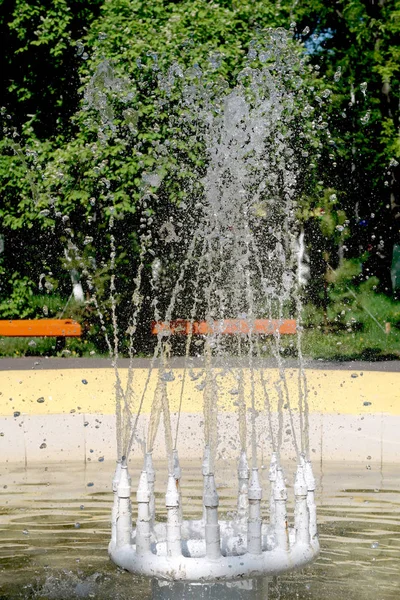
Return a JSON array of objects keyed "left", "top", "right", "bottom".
[{"left": 1, "top": 356, "right": 400, "bottom": 371}]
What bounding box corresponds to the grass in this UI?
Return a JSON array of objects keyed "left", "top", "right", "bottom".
[
  {"left": 300, "top": 325, "right": 400, "bottom": 361},
  {"left": 0, "top": 336, "right": 101, "bottom": 358},
  {"left": 0, "top": 323, "right": 399, "bottom": 361},
  {"left": 1, "top": 280, "right": 399, "bottom": 361}
]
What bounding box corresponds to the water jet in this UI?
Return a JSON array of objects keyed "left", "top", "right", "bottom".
[{"left": 88, "top": 28, "right": 321, "bottom": 583}]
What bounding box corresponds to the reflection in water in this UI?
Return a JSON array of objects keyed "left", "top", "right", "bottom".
[{"left": 0, "top": 460, "right": 399, "bottom": 599}]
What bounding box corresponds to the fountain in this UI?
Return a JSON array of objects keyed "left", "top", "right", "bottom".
[{"left": 79, "top": 28, "right": 321, "bottom": 584}]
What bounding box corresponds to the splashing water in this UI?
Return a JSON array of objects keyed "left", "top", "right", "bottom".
[{"left": 58, "top": 28, "right": 326, "bottom": 581}]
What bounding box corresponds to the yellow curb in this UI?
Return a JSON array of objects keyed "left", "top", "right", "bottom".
[{"left": 0, "top": 368, "right": 399, "bottom": 417}]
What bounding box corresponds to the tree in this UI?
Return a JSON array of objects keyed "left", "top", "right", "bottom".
[{"left": 292, "top": 0, "right": 400, "bottom": 295}]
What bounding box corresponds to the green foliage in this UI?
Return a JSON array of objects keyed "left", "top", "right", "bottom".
[
  {"left": 0, "top": 0, "right": 102, "bottom": 135},
  {"left": 0, "top": 274, "right": 36, "bottom": 318},
  {"left": 0, "top": 0, "right": 399, "bottom": 357}
]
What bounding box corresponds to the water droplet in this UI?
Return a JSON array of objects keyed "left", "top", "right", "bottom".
[
  {"left": 360, "top": 82, "right": 367, "bottom": 96},
  {"left": 74, "top": 522, "right": 81, "bottom": 529},
  {"left": 37, "top": 397, "right": 45, "bottom": 403},
  {"left": 39, "top": 209, "right": 50, "bottom": 217},
  {"left": 22, "top": 529, "right": 29, "bottom": 535},
  {"left": 87, "top": 482, "right": 94, "bottom": 487},
  {"left": 82, "top": 379, "right": 88, "bottom": 385},
  {"left": 13, "top": 411, "right": 20, "bottom": 417},
  {"left": 363, "top": 401, "right": 372, "bottom": 406},
  {"left": 361, "top": 110, "right": 370, "bottom": 124},
  {"left": 370, "top": 541, "right": 379, "bottom": 549},
  {"left": 334, "top": 67, "right": 342, "bottom": 82},
  {"left": 98, "top": 456, "right": 104, "bottom": 462},
  {"left": 161, "top": 371, "right": 175, "bottom": 382},
  {"left": 40, "top": 443, "right": 47, "bottom": 449}
]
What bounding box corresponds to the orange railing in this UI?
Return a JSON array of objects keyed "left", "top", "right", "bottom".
[
  {"left": 0, "top": 319, "right": 82, "bottom": 337},
  {"left": 151, "top": 319, "right": 296, "bottom": 336}
]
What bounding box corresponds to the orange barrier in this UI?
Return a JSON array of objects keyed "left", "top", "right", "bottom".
[
  {"left": 0, "top": 319, "right": 82, "bottom": 338},
  {"left": 151, "top": 319, "right": 296, "bottom": 336}
]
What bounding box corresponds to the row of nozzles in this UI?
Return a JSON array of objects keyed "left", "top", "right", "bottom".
[{"left": 111, "top": 448, "right": 317, "bottom": 558}]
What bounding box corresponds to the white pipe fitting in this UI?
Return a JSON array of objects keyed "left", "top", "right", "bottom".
[
  {"left": 302, "top": 457, "right": 318, "bottom": 546},
  {"left": 294, "top": 464, "right": 310, "bottom": 546},
  {"left": 203, "top": 473, "right": 221, "bottom": 559},
  {"left": 111, "top": 460, "right": 122, "bottom": 545},
  {"left": 136, "top": 470, "right": 151, "bottom": 555},
  {"left": 274, "top": 468, "right": 288, "bottom": 551},
  {"left": 144, "top": 452, "right": 156, "bottom": 525},
  {"left": 247, "top": 468, "right": 262, "bottom": 555},
  {"left": 202, "top": 446, "right": 211, "bottom": 522},
  {"left": 110, "top": 539, "right": 318, "bottom": 581},
  {"left": 166, "top": 474, "right": 182, "bottom": 557},
  {"left": 116, "top": 461, "right": 132, "bottom": 548},
  {"left": 237, "top": 450, "right": 250, "bottom": 522},
  {"left": 173, "top": 449, "right": 183, "bottom": 522},
  {"left": 268, "top": 452, "right": 278, "bottom": 525}
]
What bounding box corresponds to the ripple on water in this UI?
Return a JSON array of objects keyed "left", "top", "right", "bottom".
[{"left": 0, "top": 461, "right": 399, "bottom": 600}]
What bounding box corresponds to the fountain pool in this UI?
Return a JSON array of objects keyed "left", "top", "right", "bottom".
[{"left": 1, "top": 452, "right": 400, "bottom": 599}]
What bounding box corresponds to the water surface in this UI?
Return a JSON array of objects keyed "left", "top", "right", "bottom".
[{"left": 0, "top": 460, "right": 399, "bottom": 599}]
